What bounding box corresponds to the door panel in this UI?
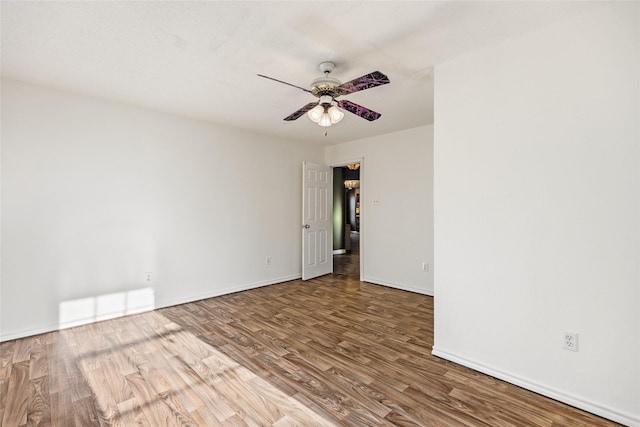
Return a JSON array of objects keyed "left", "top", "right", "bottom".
[{"left": 302, "top": 162, "right": 332, "bottom": 280}]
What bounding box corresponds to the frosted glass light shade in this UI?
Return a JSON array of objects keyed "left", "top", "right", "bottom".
[
  {"left": 328, "top": 106, "right": 344, "bottom": 124},
  {"left": 307, "top": 105, "right": 324, "bottom": 123},
  {"left": 318, "top": 113, "right": 332, "bottom": 127}
]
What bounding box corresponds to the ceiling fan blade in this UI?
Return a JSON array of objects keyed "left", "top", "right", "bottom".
[
  {"left": 257, "top": 74, "right": 313, "bottom": 94},
  {"left": 337, "top": 100, "right": 382, "bottom": 121},
  {"left": 334, "top": 71, "right": 390, "bottom": 96},
  {"left": 284, "top": 102, "right": 318, "bottom": 121}
]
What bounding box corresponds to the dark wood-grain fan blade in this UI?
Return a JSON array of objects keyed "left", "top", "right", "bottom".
[
  {"left": 337, "top": 100, "right": 381, "bottom": 121},
  {"left": 334, "top": 71, "right": 389, "bottom": 96},
  {"left": 284, "top": 103, "right": 318, "bottom": 121},
  {"left": 257, "top": 74, "right": 313, "bottom": 94}
]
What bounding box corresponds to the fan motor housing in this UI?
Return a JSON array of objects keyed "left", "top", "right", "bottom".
[{"left": 311, "top": 78, "right": 341, "bottom": 97}]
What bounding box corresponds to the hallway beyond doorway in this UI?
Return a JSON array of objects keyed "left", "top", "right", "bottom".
[{"left": 333, "top": 231, "right": 359, "bottom": 280}]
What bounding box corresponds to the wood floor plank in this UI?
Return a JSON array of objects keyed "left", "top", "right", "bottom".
[
  {"left": 0, "top": 253, "right": 623, "bottom": 426},
  {"left": 0, "top": 378, "right": 9, "bottom": 420},
  {"left": 83, "top": 367, "right": 123, "bottom": 425},
  {"left": 125, "top": 372, "right": 181, "bottom": 427},
  {"left": 48, "top": 391, "right": 73, "bottom": 426},
  {"left": 115, "top": 397, "right": 150, "bottom": 427},
  {"left": 12, "top": 338, "right": 35, "bottom": 364},
  {"left": 28, "top": 350, "right": 48, "bottom": 381},
  {"left": 25, "top": 376, "right": 50, "bottom": 427},
  {"left": 171, "top": 359, "right": 237, "bottom": 423},
  {"left": 0, "top": 351, "right": 13, "bottom": 382},
  {"left": 3, "top": 361, "right": 30, "bottom": 426}
]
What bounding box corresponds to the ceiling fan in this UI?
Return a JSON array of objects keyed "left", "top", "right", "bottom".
[{"left": 258, "top": 61, "right": 390, "bottom": 132}]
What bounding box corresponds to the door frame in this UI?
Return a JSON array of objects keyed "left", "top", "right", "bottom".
[{"left": 330, "top": 157, "right": 364, "bottom": 281}]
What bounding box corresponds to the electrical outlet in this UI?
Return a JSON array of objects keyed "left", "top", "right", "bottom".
[
  {"left": 422, "top": 262, "right": 429, "bottom": 272},
  {"left": 563, "top": 332, "right": 578, "bottom": 352},
  {"left": 145, "top": 272, "right": 152, "bottom": 282},
  {"left": 265, "top": 256, "right": 271, "bottom": 266}
]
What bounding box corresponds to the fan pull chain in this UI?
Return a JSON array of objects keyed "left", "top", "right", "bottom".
[{"left": 324, "top": 129, "right": 328, "bottom": 137}]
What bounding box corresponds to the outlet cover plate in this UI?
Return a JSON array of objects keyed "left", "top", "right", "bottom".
[{"left": 563, "top": 332, "right": 578, "bottom": 352}]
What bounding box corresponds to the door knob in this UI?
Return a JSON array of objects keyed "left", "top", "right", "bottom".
[{"left": 302, "top": 224, "right": 310, "bottom": 229}]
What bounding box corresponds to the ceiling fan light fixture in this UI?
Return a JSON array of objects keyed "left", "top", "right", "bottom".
[
  {"left": 307, "top": 104, "right": 324, "bottom": 123},
  {"left": 318, "top": 112, "right": 332, "bottom": 127},
  {"left": 344, "top": 180, "right": 360, "bottom": 189},
  {"left": 259, "top": 62, "right": 389, "bottom": 131},
  {"left": 328, "top": 106, "right": 344, "bottom": 124}
]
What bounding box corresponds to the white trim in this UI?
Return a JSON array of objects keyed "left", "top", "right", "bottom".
[
  {"left": 332, "top": 249, "right": 346, "bottom": 255},
  {"left": 358, "top": 158, "right": 364, "bottom": 282},
  {"left": 1, "top": 325, "right": 70, "bottom": 343},
  {"left": 161, "top": 274, "right": 301, "bottom": 308},
  {"left": 328, "top": 157, "right": 363, "bottom": 169},
  {"left": 363, "top": 276, "right": 433, "bottom": 296},
  {"left": 0, "top": 274, "right": 301, "bottom": 342},
  {"left": 431, "top": 347, "right": 640, "bottom": 427}
]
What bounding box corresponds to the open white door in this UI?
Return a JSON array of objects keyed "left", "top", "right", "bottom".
[{"left": 302, "top": 161, "right": 332, "bottom": 280}]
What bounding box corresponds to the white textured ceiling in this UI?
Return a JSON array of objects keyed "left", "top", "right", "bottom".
[{"left": 1, "top": 1, "right": 593, "bottom": 145}]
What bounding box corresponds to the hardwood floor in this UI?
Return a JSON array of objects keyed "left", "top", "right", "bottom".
[
  {"left": 333, "top": 231, "right": 360, "bottom": 280},
  {"left": 0, "top": 260, "right": 621, "bottom": 426}
]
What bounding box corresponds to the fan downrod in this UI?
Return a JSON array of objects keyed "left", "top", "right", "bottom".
[{"left": 311, "top": 61, "right": 341, "bottom": 97}]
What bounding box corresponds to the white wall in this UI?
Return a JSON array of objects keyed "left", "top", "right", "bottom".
[
  {"left": 325, "top": 125, "right": 434, "bottom": 295},
  {"left": 433, "top": 3, "right": 639, "bottom": 425},
  {"left": 1, "top": 79, "right": 324, "bottom": 340}
]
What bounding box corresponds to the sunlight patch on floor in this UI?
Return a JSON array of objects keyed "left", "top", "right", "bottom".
[{"left": 59, "top": 310, "right": 337, "bottom": 425}]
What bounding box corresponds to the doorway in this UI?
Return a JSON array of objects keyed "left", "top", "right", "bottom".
[{"left": 331, "top": 162, "right": 361, "bottom": 280}]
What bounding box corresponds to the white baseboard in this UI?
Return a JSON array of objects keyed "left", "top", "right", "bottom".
[
  {"left": 363, "top": 276, "right": 434, "bottom": 296},
  {"left": 0, "top": 324, "right": 68, "bottom": 342},
  {"left": 0, "top": 274, "right": 302, "bottom": 342},
  {"left": 161, "top": 274, "right": 302, "bottom": 308},
  {"left": 431, "top": 346, "right": 640, "bottom": 427}
]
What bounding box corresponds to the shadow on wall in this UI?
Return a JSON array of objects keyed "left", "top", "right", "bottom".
[{"left": 58, "top": 287, "right": 155, "bottom": 329}]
